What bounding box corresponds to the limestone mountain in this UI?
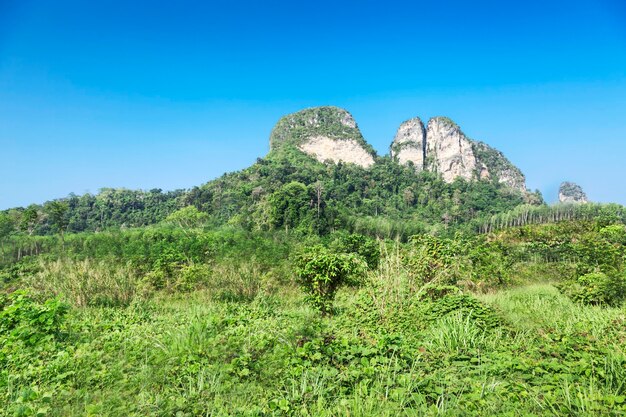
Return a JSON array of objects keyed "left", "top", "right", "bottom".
[
  {"left": 425, "top": 117, "right": 478, "bottom": 183},
  {"left": 391, "top": 116, "right": 527, "bottom": 192},
  {"left": 559, "top": 182, "right": 588, "bottom": 203},
  {"left": 389, "top": 117, "right": 427, "bottom": 171},
  {"left": 269, "top": 106, "right": 527, "bottom": 193},
  {"left": 269, "top": 106, "right": 376, "bottom": 168}
]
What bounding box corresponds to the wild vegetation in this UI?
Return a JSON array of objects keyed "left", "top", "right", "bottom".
[{"left": 1, "top": 149, "right": 625, "bottom": 416}]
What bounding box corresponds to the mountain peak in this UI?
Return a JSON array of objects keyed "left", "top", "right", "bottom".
[
  {"left": 391, "top": 115, "right": 527, "bottom": 192},
  {"left": 559, "top": 182, "right": 588, "bottom": 203},
  {"left": 390, "top": 117, "right": 427, "bottom": 170},
  {"left": 269, "top": 106, "right": 376, "bottom": 168}
]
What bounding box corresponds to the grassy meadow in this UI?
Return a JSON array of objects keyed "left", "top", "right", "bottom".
[{"left": 1, "top": 222, "right": 625, "bottom": 416}]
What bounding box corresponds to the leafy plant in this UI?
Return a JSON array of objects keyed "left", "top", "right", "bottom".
[
  {"left": 0, "top": 290, "right": 69, "bottom": 347},
  {"left": 295, "top": 245, "right": 365, "bottom": 314},
  {"left": 557, "top": 271, "right": 626, "bottom": 306},
  {"left": 331, "top": 233, "right": 380, "bottom": 269},
  {"left": 164, "top": 205, "right": 210, "bottom": 229}
]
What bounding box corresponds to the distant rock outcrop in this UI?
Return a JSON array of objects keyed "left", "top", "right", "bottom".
[
  {"left": 269, "top": 106, "right": 376, "bottom": 168},
  {"left": 559, "top": 182, "right": 588, "bottom": 203},
  {"left": 390, "top": 118, "right": 426, "bottom": 171},
  {"left": 391, "top": 116, "right": 527, "bottom": 192}
]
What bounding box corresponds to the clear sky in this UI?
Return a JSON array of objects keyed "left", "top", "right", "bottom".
[{"left": 1, "top": 0, "right": 626, "bottom": 209}]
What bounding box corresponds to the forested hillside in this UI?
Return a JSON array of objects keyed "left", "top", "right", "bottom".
[
  {"left": 1, "top": 147, "right": 542, "bottom": 244},
  {"left": 2, "top": 106, "right": 547, "bottom": 241}
]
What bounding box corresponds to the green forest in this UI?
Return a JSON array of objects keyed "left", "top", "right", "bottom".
[{"left": 1, "top": 147, "right": 625, "bottom": 416}]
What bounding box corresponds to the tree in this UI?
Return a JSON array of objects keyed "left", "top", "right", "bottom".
[
  {"left": 45, "top": 201, "right": 69, "bottom": 246},
  {"left": 20, "top": 205, "right": 40, "bottom": 236},
  {"left": 165, "top": 206, "right": 210, "bottom": 229},
  {"left": 268, "top": 181, "right": 311, "bottom": 232},
  {"left": 0, "top": 212, "right": 15, "bottom": 256}
]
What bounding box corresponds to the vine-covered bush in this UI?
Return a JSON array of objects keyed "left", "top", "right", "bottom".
[
  {"left": 557, "top": 272, "right": 626, "bottom": 306},
  {"left": 0, "top": 291, "right": 69, "bottom": 348},
  {"left": 294, "top": 246, "right": 365, "bottom": 314}
]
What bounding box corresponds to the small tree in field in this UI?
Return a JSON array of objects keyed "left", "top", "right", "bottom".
[{"left": 294, "top": 246, "right": 364, "bottom": 315}]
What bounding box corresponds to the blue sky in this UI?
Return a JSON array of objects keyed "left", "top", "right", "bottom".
[{"left": 1, "top": 0, "right": 625, "bottom": 209}]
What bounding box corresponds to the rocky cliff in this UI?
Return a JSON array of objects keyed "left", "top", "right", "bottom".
[
  {"left": 391, "top": 116, "right": 526, "bottom": 192},
  {"left": 389, "top": 117, "right": 426, "bottom": 171},
  {"left": 559, "top": 182, "right": 588, "bottom": 203},
  {"left": 269, "top": 106, "right": 376, "bottom": 168},
  {"left": 270, "top": 106, "right": 527, "bottom": 193},
  {"left": 471, "top": 141, "right": 527, "bottom": 191},
  {"left": 425, "top": 117, "right": 478, "bottom": 183}
]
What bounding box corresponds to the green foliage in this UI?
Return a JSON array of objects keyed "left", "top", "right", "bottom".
[
  {"left": 1, "top": 246, "right": 626, "bottom": 415},
  {"left": 464, "top": 239, "right": 512, "bottom": 288},
  {"left": 295, "top": 245, "right": 365, "bottom": 314},
  {"left": 20, "top": 205, "right": 41, "bottom": 235},
  {"left": 164, "top": 205, "right": 209, "bottom": 229},
  {"left": 269, "top": 181, "right": 312, "bottom": 232},
  {"left": 0, "top": 290, "right": 68, "bottom": 348},
  {"left": 557, "top": 271, "right": 626, "bottom": 306},
  {"left": 481, "top": 202, "right": 626, "bottom": 233},
  {"left": 425, "top": 294, "right": 503, "bottom": 330},
  {"left": 0, "top": 212, "right": 15, "bottom": 241},
  {"left": 600, "top": 224, "right": 626, "bottom": 245},
  {"left": 44, "top": 201, "right": 69, "bottom": 236},
  {"left": 330, "top": 232, "right": 380, "bottom": 269},
  {"left": 403, "top": 234, "right": 461, "bottom": 285}
]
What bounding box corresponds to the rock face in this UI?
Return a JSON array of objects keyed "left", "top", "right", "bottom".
[
  {"left": 270, "top": 107, "right": 528, "bottom": 193},
  {"left": 269, "top": 106, "right": 375, "bottom": 168},
  {"left": 471, "top": 141, "right": 527, "bottom": 192},
  {"left": 559, "top": 182, "right": 588, "bottom": 203},
  {"left": 425, "top": 117, "right": 477, "bottom": 182},
  {"left": 390, "top": 118, "right": 426, "bottom": 171},
  {"left": 391, "top": 116, "right": 527, "bottom": 192}
]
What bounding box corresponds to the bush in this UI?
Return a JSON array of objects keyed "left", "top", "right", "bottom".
[
  {"left": 331, "top": 233, "right": 380, "bottom": 269},
  {"left": 403, "top": 235, "right": 460, "bottom": 285},
  {"left": 557, "top": 272, "right": 626, "bottom": 306},
  {"left": 294, "top": 246, "right": 365, "bottom": 314},
  {"left": 425, "top": 293, "right": 503, "bottom": 330}
]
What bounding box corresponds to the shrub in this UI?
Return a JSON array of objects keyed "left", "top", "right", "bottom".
[
  {"left": 557, "top": 272, "right": 626, "bottom": 306},
  {"left": 174, "top": 263, "right": 212, "bottom": 292},
  {"left": 331, "top": 233, "right": 380, "bottom": 269},
  {"left": 403, "top": 235, "right": 460, "bottom": 285},
  {"left": 426, "top": 293, "right": 503, "bottom": 330},
  {"left": 164, "top": 206, "right": 210, "bottom": 229},
  {"left": 294, "top": 246, "right": 365, "bottom": 314}
]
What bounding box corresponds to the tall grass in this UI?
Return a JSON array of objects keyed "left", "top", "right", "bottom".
[
  {"left": 479, "top": 284, "right": 626, "bottom": 340},
  {"left": 426, "top": 312, "right": 489, "bottom": 354},
  {"left": 26, "top": 258, "right": 141, "bottom": 307}
]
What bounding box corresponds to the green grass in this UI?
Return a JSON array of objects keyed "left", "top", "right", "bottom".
[{"left": 2, "top": 251, "right": 626, "bottom": 416}]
